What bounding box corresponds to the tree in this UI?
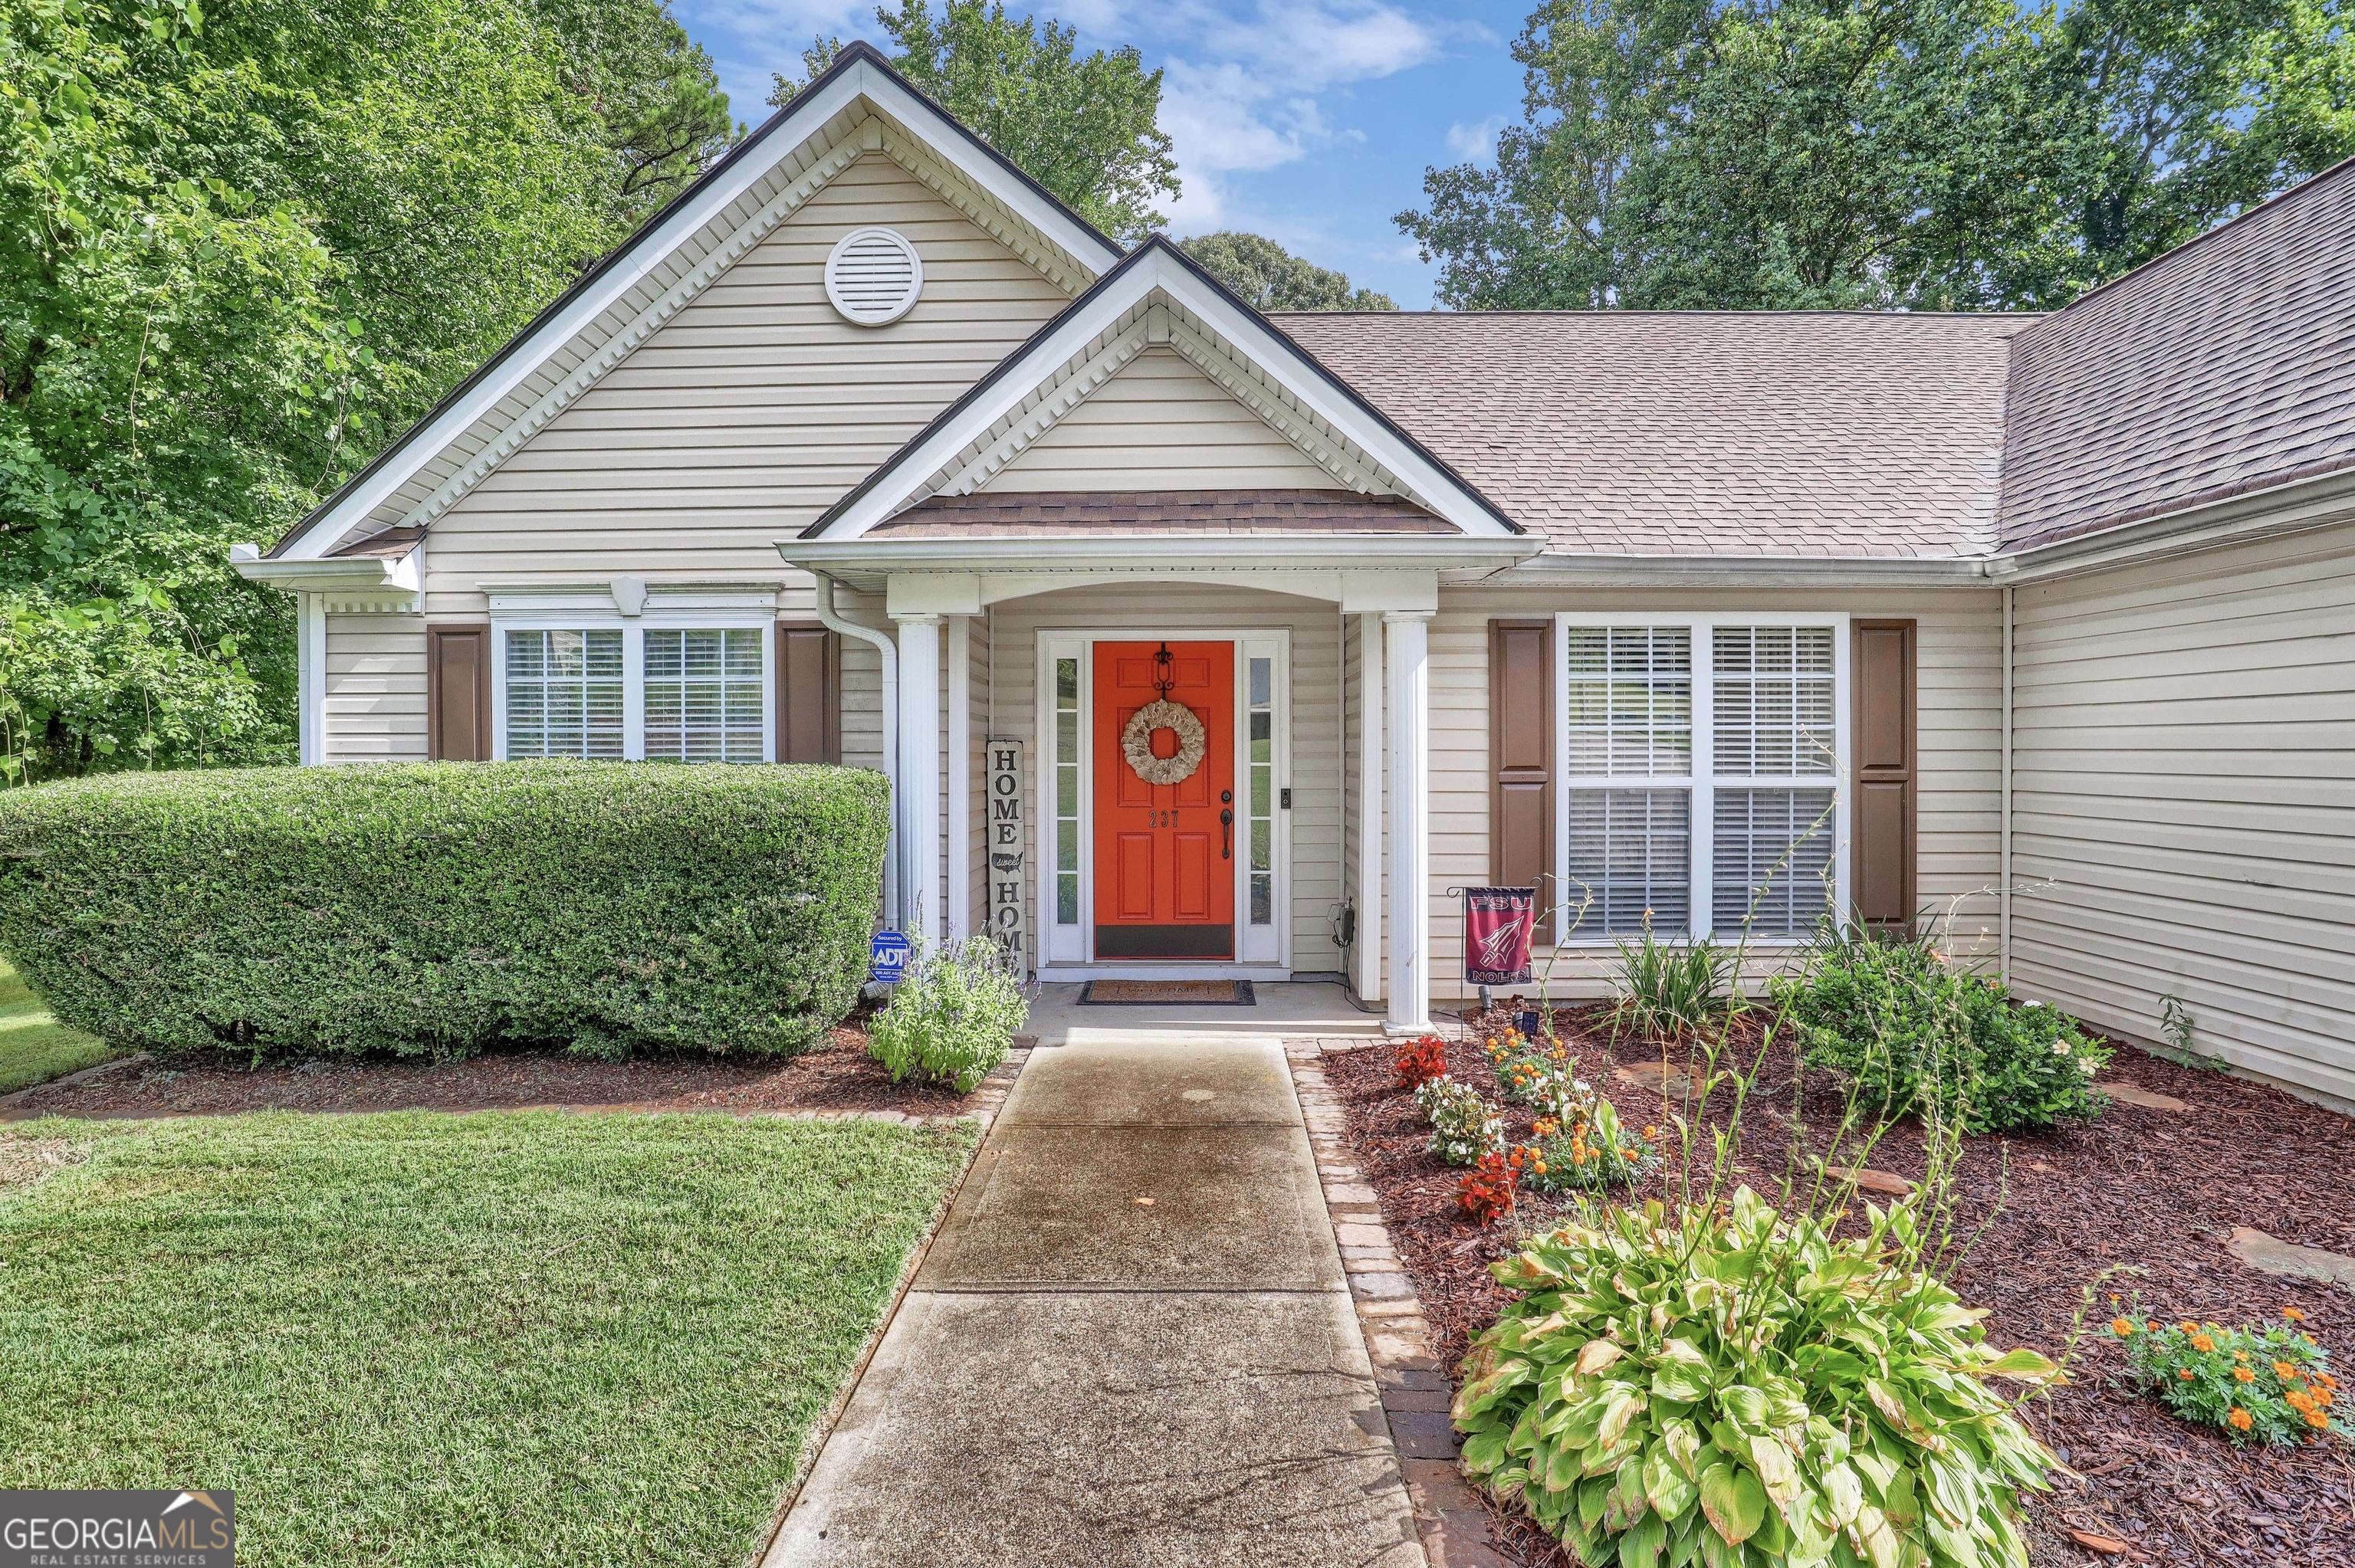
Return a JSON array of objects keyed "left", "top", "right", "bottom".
[
  {"left": 1398, "top": 0, "right": 2355, "bottom": 311},
  {"left": 1176, "top": 232, "right": 1397, "bottom": 310},
  {"left": 770, "top": 2, "right": 1181, "bottom": 244},
  {"left": 0, "top": 0, "right": 735, "bottom": 780}
]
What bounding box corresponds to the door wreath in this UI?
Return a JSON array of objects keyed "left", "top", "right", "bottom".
[{"left": 1122, "top": 699, "right": 1207, "bottom": 786}]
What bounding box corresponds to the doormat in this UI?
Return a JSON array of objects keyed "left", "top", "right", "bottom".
[{"left": 1078, "top": 979, "right": 1258, "bottom": 1006}]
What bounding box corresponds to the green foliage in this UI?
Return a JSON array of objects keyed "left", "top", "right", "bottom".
[
  {"left": 0, "top": 762, "right": 887, "bottom": 1059},
  {"left": 1611, "top": 931, "right": 1733, "bottom": 1042},
  {"left": 1775, "top": 935, "right": 2111, "bottom": 1133},
  {"left": 2113, "top": 1307, "right": 2345, "bottom": 1446},
  {"left": 1176, "top": 231, "right": 1397, "bottom": 310},
  {"left": 1454, "top": 1189, "right": 2061, "bottom": 1568},
  {"left": 772, "top": 2, "right": 1180, "bottom": 243},
  {"left": 1398, "top": 0, "right": 2355, "bottom": 310},
  {"left": 1416, "top": 1074, "right": 1505, "bottom": 1166},
  {"left": 0, "top": 0, "right": 733, "bottom": 780},
  {"left": 867, "top": 934, "right": 1028, "bottom": 1092}
]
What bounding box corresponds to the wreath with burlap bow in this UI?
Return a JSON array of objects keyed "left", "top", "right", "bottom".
[{"left": 1122, "top": 699, "right": 1207, "bottom": 786}]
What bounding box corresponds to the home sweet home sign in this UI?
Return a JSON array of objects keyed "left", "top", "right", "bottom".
[{"left": 986, "top": 737, "right": 1026, "bottom": 964}]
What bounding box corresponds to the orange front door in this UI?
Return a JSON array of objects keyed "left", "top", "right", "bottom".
[{"left": 1093, "top": 641, "right": 1234, "bottom": 958}]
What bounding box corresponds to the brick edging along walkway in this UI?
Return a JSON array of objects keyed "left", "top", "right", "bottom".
[{"left": 1285, "top": 1040, "right": 1508, "bottom": 1568}]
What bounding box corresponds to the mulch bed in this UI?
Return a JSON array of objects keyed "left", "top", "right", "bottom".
[
  {"left": 0, "top": 1020, "right": 983, "bottom": 1122},
  {"left": 1325, "top": 1006, "right": 2355, "bottom": 1568}
]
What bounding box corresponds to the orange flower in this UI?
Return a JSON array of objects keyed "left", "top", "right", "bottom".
[
  {"left": 2110, "top": 1318, "right": 2135, "bottom": 1337},
  {"left": 2177, "top": 1369, "right": 2196, "bottom": 1382},
  {"left": 2317, "top": 1373, "right": 2338, "bottom": 1391},
  {"left": 2282, "top": 1307, "right": 2307, "bottom": 1323},
  {"left": 1642, "top": 1125, "right": 1659, "bottom": 1139},
  {"left": 2285, "top": 1390, "right": 2315, "bottom": 1413},
  {"left": 2178, "top": 1321, "right": 2200, "bottom": 1333},
  {"left": 2273, "top": 1360, "right": 2299, "bottom": 1380},
  {"left": 2233, "top": 1366, "right": 2256, "bottom": 1383},
  {"left": 2190, "top": 1333, "right": 2217, "bottom": 1353},
  {"left": 2147, "top": 1321, "right": 2163, "bottom": 1333},
  {"left": 2228, "top": 1408, "right": 2254, "bottom": 1431},
  {"left": 2305, "top": 1409, "right": 2330, "bottom": 1430},
  {"left": 2318, "top": 1391, "right": 2335, "bottom": 1408}
]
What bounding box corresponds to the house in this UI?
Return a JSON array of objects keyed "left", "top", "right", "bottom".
[{"left": 237, "top": 43, "right": 2355, "bottom": 1110}]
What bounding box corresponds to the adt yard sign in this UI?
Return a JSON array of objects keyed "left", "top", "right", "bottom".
[{"left": 869, "top": 930, "right": 911, "bottom": 984}]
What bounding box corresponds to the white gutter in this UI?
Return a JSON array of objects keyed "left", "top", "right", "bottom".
[{"left": 814, "top": 572, "right": 903, "bottom": 934}]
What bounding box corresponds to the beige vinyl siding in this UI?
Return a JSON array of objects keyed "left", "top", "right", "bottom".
[
  {"left": 2008, "top": 519, "right": 2355, "bottom": 1105},
  {"left": 978, "top": 584, "right": 1348, "bottom": 973},
  {"left": 324, "top": 613, "right": 429, "bottom": 763},
  {"left": 419, "top": 153, "right": 1074, "bottom": 614},
  {"left": 983, "top": 346, "right": 1345, "bottom": 494},
  {"left": 1420, "top": 584, "right": 2005, "bottom": 999}
]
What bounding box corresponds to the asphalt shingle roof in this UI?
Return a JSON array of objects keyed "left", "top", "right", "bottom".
[
  {"left": 1998, "top": 159, "right": 2355, "bottom": 551},
  {"left": 1274, "top": 310, "right": 2026, "bottom": 557}
]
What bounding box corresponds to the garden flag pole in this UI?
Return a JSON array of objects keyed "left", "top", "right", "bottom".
[{"left": 1462, "top": 887, "right": 1536, "bottom": 1010}]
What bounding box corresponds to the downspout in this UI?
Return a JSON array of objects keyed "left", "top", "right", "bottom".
[
  {"left": 814, "top": 572, "right": 902, "bottom": 933},
  {"left": 2000, "top": 582, "right": 2014, "bottom": 983}
]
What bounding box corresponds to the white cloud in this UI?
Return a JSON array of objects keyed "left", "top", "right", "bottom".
[{"left": 1445, "top": 114, "right": 1507, "bottom": 162}]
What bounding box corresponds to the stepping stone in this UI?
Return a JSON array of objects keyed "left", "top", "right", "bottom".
[
  {"left": 2226, "top": 1227, "right": 2355, "bottom": 1290},
  {"left": 1614, "top": 1061, "right": 1694, "bottom": 1099},
  {"left": 1825, "top": 1165, "right": 1914, "bottom": 1196},
  {"left": 2103, "top": 1081, "right": 2190, "bottom": 1111}
]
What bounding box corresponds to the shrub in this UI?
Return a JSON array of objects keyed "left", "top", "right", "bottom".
[
  {"left": 867, "top": 937, "right": 1028, "bottom": 1093},
  {"left": 1611, "top": 932, "right": 1733, "bottom": 1041},
  {"left": 1394, "top": 1032, "right": 1450, "bottom": 1090},
  {"left": 2112, "top": 1307, "right": 2344, "bottom": 1445},
  {"left": 1483, "top": 1027, "right": 1586, "bottom": 1118},
  {"left": 1454, "top": 1189, "right": 2060, "bottom": 1568},
  {"left": 0, "top": 762, "right": 888, "bottom": 1060},
  {"left": 1514, "top": 1097, "right": 1658, "bottom": 1196},
  {"left": 1415, "top": 1075, "right": 1503, "bottom": 1166},
  {"left": 1775, "top": 935, "right": 2111, "bottom": 1133},
  {"left": 1457, "top": 1151, "right": 1519, "bottom": 1225}
]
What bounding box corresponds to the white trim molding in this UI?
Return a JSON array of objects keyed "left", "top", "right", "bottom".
[{"left": 1382, "top": 609, "right": 1432, "bottom": 1035}]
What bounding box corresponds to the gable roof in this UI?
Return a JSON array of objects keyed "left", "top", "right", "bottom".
[
  {"left": 869, "top": 490, "right": 1455, "bottom": 536},
  {"left": 263, "top": 41, "right": 1123, "bottom": 563},
  {"left": 805, "top": 237, "right": 1524, "bottom": 540},
  {"left": 1998, "top": 156, "right": 2355, "bottom": 552},
  {"left": 1276, "top": 310, "right": 2026, "bottom": 558}
]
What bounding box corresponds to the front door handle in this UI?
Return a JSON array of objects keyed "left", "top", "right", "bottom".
[{"left": 1220, "top": 809, "right": 1233, "bottom": 860}]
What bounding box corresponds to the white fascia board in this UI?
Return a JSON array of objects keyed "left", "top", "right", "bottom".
[
  {"left": 273, "top": 57, "right": 1119, "bottom": 564},
  {"left": 819, "top": 250, "right": 1522, "bottom": 540},
  {"left": 234, "top": 549, "right": 419, "bottom": 595}
]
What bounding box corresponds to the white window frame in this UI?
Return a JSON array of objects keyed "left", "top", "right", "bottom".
[
  {"left": 488, "top": 589, "right": 776, "bottom": 763},
  {"left": 1553, "top": 612, "right": 1849, "bottom": 946},
  {"left": 1034, "top": 628, "right": 1292, "bottom": 972}
]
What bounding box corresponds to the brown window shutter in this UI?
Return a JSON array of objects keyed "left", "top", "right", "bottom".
[
  {"left": 427, "top": 625, "right": 491, "bottom": 761},
  {"left": 1489, "top": 618, "right": 1556, "bottom": 943},
  {"left": 1852, "top": 620, "right": 1917, "bottom": 930},
  {"left": 777, "top": 625, "right": 840, "bottom": 763}
]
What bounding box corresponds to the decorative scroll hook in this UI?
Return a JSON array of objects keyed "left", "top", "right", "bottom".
[{"left": 1152, "top": 640, "right": 1175, "bottom": 698}]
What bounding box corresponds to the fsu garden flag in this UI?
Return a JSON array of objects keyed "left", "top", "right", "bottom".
[{"left": 1464, "top": 887, "right": 1537, "bottom": 987}]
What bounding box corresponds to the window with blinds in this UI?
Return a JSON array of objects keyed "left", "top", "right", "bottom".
[
  {"left": 1558, "top": 618, "right": 1843, "bottom": 942},
  {"left": 504, "top": 629, "right": 623, "bottom": 758},
  {"left": 1563, "top": 626, "right": 1693, "bottom": 936},
  {"left": 645, "top": 628, "right": 764, "bottom": 763}
]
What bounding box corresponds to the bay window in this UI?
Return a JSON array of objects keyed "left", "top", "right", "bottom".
[{"left": 1558, "top": 615, "right": 1847, "bottom": 943}]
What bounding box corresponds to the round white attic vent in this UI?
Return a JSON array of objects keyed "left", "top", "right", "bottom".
[{"left": 825, "top": 228, "right": 924, "bottom": 326}]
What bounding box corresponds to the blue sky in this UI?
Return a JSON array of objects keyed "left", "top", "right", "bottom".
[{"left": 667, "top": 0, "right": 1536, "bottom": 307}]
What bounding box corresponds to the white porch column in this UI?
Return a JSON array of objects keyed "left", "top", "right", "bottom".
[
  {"left": 297, "top": 592, "right": 326, "bottom": 766},
  {"left": 893, "top": 612, "right": 944, "bottom": 950},
  {"left": 1384, "top": 609, "right": 1431, "bottom": 1035},
  {"left": 947, "top": 613, "right": 971, "bottom": 942},
  {"left": 1355, "top": 612, "right": 1384, "bottom": 1002}
]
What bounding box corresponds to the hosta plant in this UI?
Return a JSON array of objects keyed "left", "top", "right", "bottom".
[
  {"left": 2112, "top": 1306, "right": 2344, "bottom": 1445},
  {"left": 1516, "top": 1097, "right": 1659, "bottom": 1196},
  {"left": 1416, "top": 1075, "right": 1504, "bottom": 1166},
  {"left": 1453, "top": 1188, "right": 2061, "bottom": 1568}
]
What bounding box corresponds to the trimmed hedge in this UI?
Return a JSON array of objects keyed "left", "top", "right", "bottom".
[{"left": 0, "top": 761, "right": 889, "bottom": 1060}]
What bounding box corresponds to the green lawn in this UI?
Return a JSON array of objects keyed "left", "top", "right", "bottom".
[
  {"left": 0, "top": 957, "right": 120, "bottom": 1095},
  {"left": 0, "top": 1109, "right": 972, "bottom": 1566}
]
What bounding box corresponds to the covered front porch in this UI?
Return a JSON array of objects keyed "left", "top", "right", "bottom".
[{"left": 780, "top": 530, "right": 1532, "bottom": 1036}]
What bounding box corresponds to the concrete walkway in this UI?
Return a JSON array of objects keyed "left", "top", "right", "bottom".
[{"left": 765, "top": 1012, "right": 1424, "bottom": 1567}]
